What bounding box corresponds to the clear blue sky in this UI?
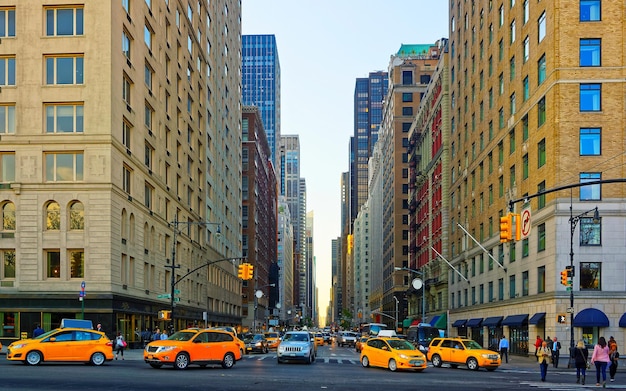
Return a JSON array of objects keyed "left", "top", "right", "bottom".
[{"left": 242, "top": 1, "right": 449, "bottom": 324}]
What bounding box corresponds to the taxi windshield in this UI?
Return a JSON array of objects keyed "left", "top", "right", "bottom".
[
  {"left": 388, "top": 339, "right": 417, "bottom": 350},
  {"left": 169, "top": 331, "right": 196, "bottom": 341}
]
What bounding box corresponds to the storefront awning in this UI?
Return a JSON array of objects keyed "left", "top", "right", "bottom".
[
  {"left": 482, "top": 316, "right": 503, "bottom": 327},
  {"left": 466, "top": 318, "right": 483, "bottom": 327},
  {"left": 529, "top": 312, "right": 546, "bottom": 325},
  {"left": 573, "top": 308, "right": 609, "bottom": 327},
  {"left": 502, "top": 314, "right": 529, "bottom": 326},
  {"left": 428, "top": 315, "right": 440, "bottom": 327},
  {"left": 433, "top": 313, "right": 447, "bottom": 329},
  {"left": 619, "top": 313, "right": 626, "bottom": 328},
  {"left": 452, "top": 319, "right": 467, "bottom": 327},
  {"left": 402, "top": 318, "right": 412, "bottom": 328}
]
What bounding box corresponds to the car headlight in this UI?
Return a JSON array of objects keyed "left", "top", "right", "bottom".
[
  {"left": 156, "top": 346, "right": 177, "bottom": 353},
  {"left": 11, "top": 343, "right": 28, "bottom": 349},
  {"left": 255, "top": 342, "right": 262, "bottom": 347},
  {"left": 399, "top": 354, "right": 409, "bottom": 359},
  {"left": 277, "top": 346, "right": 284, "bottom": 353}
]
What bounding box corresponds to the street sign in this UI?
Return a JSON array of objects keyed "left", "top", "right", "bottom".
[
  {"left": 81, "top": 281, "right": 86, "bottom": 289},
  {"left": 566, "top": 307, "right": 575, "bottom": 313},
  {"left": 174, "top": 289, "right": 180, "bottom": 294},
  {"left": 174, "top": 297, "right": 180, "bottom": 302},
  {"left": 520, "top": 207, "right": 531, "bottom": 239},
  {"left": 157, "top": 293, "right": 171, "bottom": 299}
]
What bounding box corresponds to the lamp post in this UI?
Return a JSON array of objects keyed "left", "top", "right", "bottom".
[
  {"left": 254, "top": 283, "right": 276, "bottom": 332},
  {"left": 394, "top": 267, "right": 426, "bottom": 323},
  {"left": 167, "top": 219, "right": 221, "bottom": 333},
  {"left": 568, "top": 205, "right": 599, "bottom": 365},
  {"left": 392, "top": 296, "right": 399, "bottom": 331}
]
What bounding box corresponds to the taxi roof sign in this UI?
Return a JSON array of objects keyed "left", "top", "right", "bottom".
[{"left": 60, "top": 318, "right": 93, "bottom": 329}]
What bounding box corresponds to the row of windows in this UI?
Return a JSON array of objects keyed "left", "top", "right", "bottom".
[
  {"left": 0, "top": 152, "right": 82, "bottom": 183},
  {"left": 0, "top": 200, "right": 84, "bottom": 232},
  {"left": 0, "top": 6, "right": 83, "bottom": 38}
]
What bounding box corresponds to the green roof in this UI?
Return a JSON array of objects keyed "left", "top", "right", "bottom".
[{"left": 396, "top": 44, "right": 433, "bottom": 58}]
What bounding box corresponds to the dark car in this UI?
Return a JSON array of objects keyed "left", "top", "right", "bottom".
[{"left": 243, "top": 334, "right": 269, "bottom": 354}]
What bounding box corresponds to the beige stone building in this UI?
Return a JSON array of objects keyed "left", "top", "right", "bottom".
[
  {"left": 0, "top": 0, "right": 243, "bottom": 344},
  {"left": 447, "top": 0, "right": 626, "bottom": 355}
]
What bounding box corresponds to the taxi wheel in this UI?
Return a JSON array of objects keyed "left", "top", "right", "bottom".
[
  {"left": 174, "top": 353, "right": 190, "bottom": 370},
  {"left": 467, "top": 357, "right": 479, "bottom": 371},
  {"left": 388, "top": 359, "right": 398, "bottom": 372},
  {"left": 90, "top": 352, "right": 106, "bottom": 366},
  {"left": 361, "top": 356, "right": 370, "bottom": 367},
  {"left": 431, "top": 354, "right": 443, "bottom": 368},
  {"left": 263, "top": 346, "right": 268, "bottom": 354},
  {"left": 149, "top": 363, "right": 163, "bottom": 369},
  {"left": 25, "top": 351, "right": 43, "bottom": 366},
  {"left": 221, "top": 352, "right": 235, "bottom": 369}
]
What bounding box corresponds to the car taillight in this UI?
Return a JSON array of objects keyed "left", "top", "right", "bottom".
[{"left": 106, "top": 341, "right": 113, "bottom": 347}]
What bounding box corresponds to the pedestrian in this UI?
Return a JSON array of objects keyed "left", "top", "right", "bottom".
[
  {"left": 96, "top": 323, "right": 104, "bottom": 333},
  {"left": 33, "top": 323, "right": 45, "bottom": 338},
  {"left": 160, "top": 330, "right": 168, "bottom": 340},
  {"left": 551, "top": 337, "right": 562, "bottom": 368},
  {"left": 574, "top": 340, "right": 589, "bottom": 385},
  {"left": 114, "top": 331, "right": 126, "bottom": 360},
  {"left": 534, "top": 335, "right": 543, "bottom": 358},
  {"left": 609, "top": 336, "right": 619, "bottom": 383},
  {"left": 591, "top": 336, "right": 610, "bottom": 387},
  {"left": 152, "top": 327, "right": 161, "bottom": 341},
  {"left": 141, "top": 327, "right": 151, "bottom": 346},
  {"left": 499, "top": 335, "right": 509, "bottom": 363},
  {"left": 537, "top": 340, "right": 552, "bottom": 382}
]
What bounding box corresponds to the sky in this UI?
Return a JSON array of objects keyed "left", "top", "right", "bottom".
[{"left": 241, "top": 1, "right": 449, "bottom": 325}]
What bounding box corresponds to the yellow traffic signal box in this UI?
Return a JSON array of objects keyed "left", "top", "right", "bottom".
[
  {"left": 499, "top": 214, "right": 513, "bottom": 242},
  {"left": 560, "top": 269, "right": 569, "bottom": 286}
]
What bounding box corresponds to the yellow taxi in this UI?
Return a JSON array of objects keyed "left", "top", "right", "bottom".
[
  {"left": 314, "top": 332, "right": 324, "bottom": 347},
  {"left": 144, "top": 328, "right": 242, "bottom": 370},
  {"left": 427, "top": 337, "right": 501, "bottom": 371},
  {"left": 355, "top": 335, "right": 369, "bottom": 353},
  {"left": 264, "top": 331, "right": 281, "bottom": 350},
  {"left": 212, "top": 327, "right": 246, "bottom": 356},
  {"left": 6, "top": 324, "right": 114, "bottom": 366},
  {"left": 360, "top": 337, "right": 427, "bottom": 372}
]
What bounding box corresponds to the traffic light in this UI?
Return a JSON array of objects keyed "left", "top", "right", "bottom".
[
  {"left": 560, "top": 269, "right": 569, "bottom": 286},
  {"left": 499, "top": 214, "right": 513, "bottom": 242},
  {"left": 158, "top": 310, "right": 171, "bottom": 320},
  {"left": 246, "top": 264, "right": 254, "bottom": 280},
  {"left": 238, "top": 264, "right": 247, "bottom": 279},
  {"left": 557, "top": 314, "right": 566, "bottom": 323}
]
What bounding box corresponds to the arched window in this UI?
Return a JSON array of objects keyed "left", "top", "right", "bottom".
[
  {"left": 46, "top": 201, "right": 60, "bottom": 230},
  {"left": 69, "top": 201, "right": 84, "bottom": 230},
  {"left": 2, "top": 201, "right": 15, "bottom": 231},
  {"left": 129, "top": 213, "right": 135, "bottom": 243},
  {"left": 143, "top": 223, "right": 149, "bottom": 252},
  {"left": 121, "top": 209, "right": 127, "bottom": 242}
]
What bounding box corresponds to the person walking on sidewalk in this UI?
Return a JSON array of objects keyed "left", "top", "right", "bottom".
[
  {"left": 591, "top": 336, "right": 610, "bottom": 387},
  {"left": 574, "top": 340, "right": 589, "bottom": 385},
  {"left": 534, "top": 336, "right": 543, "bottom": 359},
  {"left": 499, "top": 335, "right": 509, "bottom": 363},
  {"left": 551, "top": 337, "right": 562, "bottom": 368},
  {"left": 608, "top": 336, "right": 619, "bottom": 383},
  {"left": 537, "top": 340, "right": 552, "bottom": 382},
  {"left": 114, "top": 332, "right": 126, "bottom": 360}
]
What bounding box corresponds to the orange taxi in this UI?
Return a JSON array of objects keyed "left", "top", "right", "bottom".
[
  {"left": 144, "top": 328, "right": 242, "bottom": 369},
  {"left": 360, "top": 337, "right": 428, "bottom": 372},
  {"left": 264, "top": 331, "right": 281, "bottom": 349},
  {"left": 6, "top": 324, "right": 114, "bottom": 366}
]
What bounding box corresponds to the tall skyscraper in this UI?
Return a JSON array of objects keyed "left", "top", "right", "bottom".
[
  {"left": 0, "top": 1, "right": 243, "bottom": 337},
  {"left": 242, "top": 35, "right": 281, "bottom": 168}
]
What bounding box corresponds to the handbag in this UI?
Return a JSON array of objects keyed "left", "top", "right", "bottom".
[{"left": 122, "top": 340, "right": 128, "bottom": 348}]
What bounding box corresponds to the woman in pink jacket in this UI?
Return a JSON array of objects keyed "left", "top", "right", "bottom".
[{"left": 591, "top": 336, "right": 610, "bottom": 387}]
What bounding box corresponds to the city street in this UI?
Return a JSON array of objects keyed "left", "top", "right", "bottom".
[{"left": 2, "top": 344, "right": 624, "bottom": 390}]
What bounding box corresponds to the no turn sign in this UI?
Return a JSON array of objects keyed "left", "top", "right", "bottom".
[{"left": 520, "top": 207, "right": 531, "bottom": 239}]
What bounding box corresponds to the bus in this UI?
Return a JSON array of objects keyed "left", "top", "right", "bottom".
[
  {"left": 360, "top": 323, "right": 388, "bottom": 336},
  {"left": 406, "top": 323, "right": 441, "bottom": 353}
]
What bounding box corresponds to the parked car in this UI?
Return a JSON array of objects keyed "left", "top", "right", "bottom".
[
  {"left": 276, "top": 331, "right": 315, "bottom": 364},
  {"left": 337, "top": 331, "right": 358, "bottom": 347},
  {"left": 144, "top": 328, "right": 242, "bottom": 370},
  {"left": 244, "top": 334, "right": 269, "bottom": 354},
  {"left": 6, "top": 321, "right": 114, "bottom": 366},
  {"left": 360, "top": 337, "right": 428, "bottom": 372},
  {"left": 427, "top": 337, "right": 500, "bottom": 371}
]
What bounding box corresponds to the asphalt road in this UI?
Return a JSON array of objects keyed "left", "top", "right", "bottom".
[{"left": 2, "top": 344, "right": 625, "bottom": 390}]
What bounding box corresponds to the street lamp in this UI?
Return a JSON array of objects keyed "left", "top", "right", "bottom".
[
  {"left": 393, "top": 296, "right": 399, "bottom": 331},
  {"left": 395, "top": 267, "right": 426, "bottom": 324},
  {"left": 254, "top": 283, "right": 276, "bottom": 332},
  {"left": 568, "top": 205, "right": 599, "bottom": 365},
  {"left": 168, "top": 219, "right": 221, "bottom": 333}
]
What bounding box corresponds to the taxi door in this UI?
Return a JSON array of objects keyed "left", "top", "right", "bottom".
[
  {"left": 189, "top": 331, "right": 213, "bottom": 361},
  {"left": 45, "top": 330, "right": 76, "bottom": 360}
]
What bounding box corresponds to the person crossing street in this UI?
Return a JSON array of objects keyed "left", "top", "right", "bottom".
[
  {"left": 499, "top": 335, "right": 509, "bottom": 364},
  {"left": 552, "top": 337, "right": 562, "bottom": 368}
]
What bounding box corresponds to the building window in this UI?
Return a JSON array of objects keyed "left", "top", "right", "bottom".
[
  {"left": 538, "top": 54, "right": 546, "bottom": 84},
  {"left": 509, "top": 275, "right": 516, "bottom": 298},
  {"left": 2, "top": 249, "right": 15, "bottom": 278},
  {"left": 580, "top": 1, "right": 600, "bottom": 22},
  {"left": 510, "top": 92, "right": 516, "bottom": 114},
  {"left": 122, "top": 119, "right": 131, "bottom": 149},
  {"left": 45, "top": 6, "right": 83, "bottom": 36},
  {"left": 510, "top": 19, "right": 516, "bottom": 43},
  {"left": 580, "top": 128, "right": 600, "bottom": 156},
  {"left": 522, "top": 271, "right": 529, "bottom": 296},
  {"left": 0, "top": 104, "right": 15, "bottom": 134},
  {"left": 46, "top": 55, "right": 83, "bottom": 85},
  {"left": 122, "top": 0, "right": 129, "bottom": 13},
  {"left": 0, "top": 153, "right": 14, "bottom": 182},
  {"left": 46, "top": 250, "right": 61, "bottom": 278},
  {"left": 45, "top": 153, "right": 83, "bottom": 181},
  {"left": 123, "top": 74, "right": 131, "bottom": 105},
  {"left": 144, "top": 63, "right": 153, "bottom": 91},
  {"left": 509, "top": 241, "right": 516, "bottom": 263},
  {"left": 499, "top": 73, "right": 504, "bottom": 95},
  {"left": 402, "top": 70, "right": 412, "bottom": 85},
  {"left": 523, "top": 0, "right": 529, "bottom": 24},
  {"left": 402, "top": 92, "right": 413, "bottom": 102},
  {"left": 498, "top": 278, "right": 504, "bottom": 301},
  {"left": 2, "top": 201, "right": 14, "bottom": 230},
  {"left": 123, "top": 165, "right": 132, "bottom": 194},
  {"left": 580, "top": 39, "right": 601, "bottom": 66},
  {"left": 144, "top": 182, "right": 153, "bottom": 210},
  {"left": 538, "top": 139, "right": 546, "bottom": 167},
  {"left": 69, "top": 250, "right": 84, "bottom": 278},
  {"left": 538, "top": 12, "right": 546, "bottom": 42},
  {"left": 499, "top": 4, "right": 504, "bottom": 26},
  {"left": 522, "top": 238, "right": 529, "bottom": 257},
  {"left": 523, "top": 36, "right": 529, "bottom": 62},
  {"left": 122, "top": 30, "right": 131, "bottom": 61},
  {"left": 144, "top": 102, "right": 153, "bottom": 130},
  {"left": 144, "top": 24, "right": 153, "bottom": 51},
  {"left": 537, "top": 223, "right": 546, "bottom": 251},
  {"left": 46, "top": 201, "right": 60, "bottom": 230},
  {"left": 45, "top": 104, "right": 83, "bottom": 133},
  {"left": 144, "top": 142, "right": 153, "bottom": 169},
  {"left": 580, "top": 172, "right": 601, "bottom": 200},
  {"left": 537, "top": 97, "right": 546, "bottom": 127},
  {"left": 537, "top": 266, "right": 545, "bottom": 293},
  {"left": 522, "top": 154, "right": 529, "bottom": 179},
  {"left": 69, "top": 201, "right": 84, "bottom": 230},
  {"left": 538, "top": 181, "right": 546, "bottom": 209},
  {"left": 0, "top": 8, "right": 15, "bottom": 38},
  {"left": 509, "top": 56, "right": 516, "bottom": 81},
  {"left": 580, "top": 83, "right": 601, "bottom": 111},
  {"left": 402, "top": 107, "right": 413, "bottom": 116},
  {"left": 580, "top": 217, "right": 601, "bottom": 246},
  {"left": 522, "top": 115, "right": 529, "bottom": 141},
  {"left": 0, "top": 56, "right": 15, "bottom": 86},
  {"left": 523, "top": 76, "right": 529, "bottom": 102},
  {"left": 579, "top": 262, "right": 600, "bottom": 290}
]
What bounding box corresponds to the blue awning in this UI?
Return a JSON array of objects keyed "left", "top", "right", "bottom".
[
  {"left": 428, "top": 315, "right": 441, "bottom": 327},
  {"left": 452, "top": 319, "right": 467, "bottom": 327},
  {"left": 482, "top": 316, "right": 503, "bottom": 327},
  {"left": 529, "top": 312, "right": 546, "bottom": 325},
  {"left": 466, "top": 318, "right": 483, "bottom": 327},
  {"left": 574, "top": 308, "right": 609, "bottom": 327},
  {"left": 619, "top": 313, "right": 626, "bottom": 328},
  {"left": 502, "top": 314, "right": 529, "bottom": 326}
]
